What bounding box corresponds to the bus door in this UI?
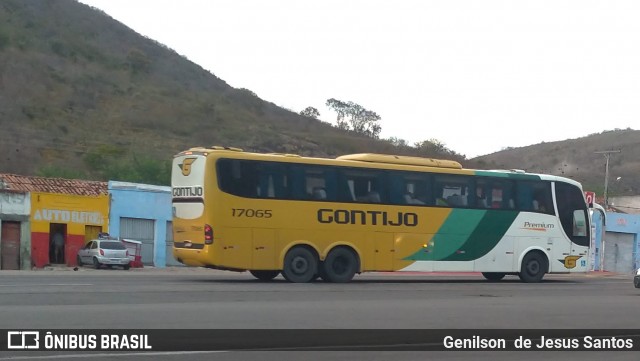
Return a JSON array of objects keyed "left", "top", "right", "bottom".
[{"left": 554, "top": 182, "right": 590, "bottom": 273}]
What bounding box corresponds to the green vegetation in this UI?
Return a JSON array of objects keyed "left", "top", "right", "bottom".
[
  {"left": 36, "top": 166, "right": 87, "bottom": 180},
  {"left": 82, "top": 146, "right": 170, "bottom": 185},
  {"left": 37, "top": 149, "right": 171, "bottom": 186},
  {"left": 325, "top": 98, "right": 382, "bottom": 138},
  {"left": 300, "top": 106, "right": 320, "bottom": 119}
]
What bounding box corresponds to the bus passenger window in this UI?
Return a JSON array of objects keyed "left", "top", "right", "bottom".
[
  {"left": 446, "top": 194, "right": 463, "bottom": 207},
  {"left": 364, "top": 191, "right": 381, "bottom": 203},
  {"left": 404, "top": 193, "right": 425, "bottom": 205},
  {"left": 311, "top": 187, "right": 327, "bottom": 200},
  {"left": 475, "top": 187, "right": 488, "bottom": 208}
]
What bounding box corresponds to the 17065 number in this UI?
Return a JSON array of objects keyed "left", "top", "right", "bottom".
[{"left": 231, "top": 208, "right": 272, "bottom": 218}]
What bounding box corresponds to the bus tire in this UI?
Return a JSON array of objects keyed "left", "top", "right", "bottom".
[
  {"left": 282, "top": 246, "right": 318, "bottom": 283},
  {"left": 518, "top": 252, "right": 547, "bottom": 283},
  {"left": 482, "top": 272, "right": 505, "bottom": 281},
  {"left": 250, "top": 270, "right": 280, "bottom": 281},
  {"left": 322, "top": 247, "right": 359, "bottom": 283}
]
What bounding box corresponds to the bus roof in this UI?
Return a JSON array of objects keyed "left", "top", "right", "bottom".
[{"left": 336, "top": 153, "right": 462, "bottom": 169}]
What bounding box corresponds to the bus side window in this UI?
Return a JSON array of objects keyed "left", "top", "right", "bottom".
[
  {"left": 311, "top": 187, "right": 327, "bottom": 200},
  {"left": 518, "top": 181, "right": 553, "bottom": 214},
  {"left": 360, "top": 191, "right": 381, "bottom": 203},
  {"left": 218, "top": 159, "right": 259, "bottom": 198},
  {"left": 516, "top": 183, "right": 534, "bottom": 211},
  {"left": 340, "top": 170, "right": 386, "bottom": 204},
  {"left": 404, "top": 193, "right": 425, "bottom": 205},
  {"left": 446, "top": 194, "right": 463, "bottom": 207},
  {"left": 433, "top": 175, "right": 471, "bottom": 208},
  {"left": 389, "top": 173, "right": 406, "bottom": 205}
]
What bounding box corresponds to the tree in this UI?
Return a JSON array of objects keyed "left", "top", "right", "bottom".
[
  {"left": 325, "top": 98, "right": 382, "bottom": 138},
  {"left": 414, "top": 138, "right": 448, "bottom": 154},
  {"left": 300, "top": 106, "right": 320, "bottom": 119},
  {"left": 414, "top": 138, "right": 464, "bottom": 159},
  {"left": 386, "top": 137, "right": 409, "bottom": 148}
]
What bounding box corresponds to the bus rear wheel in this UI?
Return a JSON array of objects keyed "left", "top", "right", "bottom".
[
  {"left": 322, "top": 247, "right": 359, "bottom": 283},
  {"left": 519, "top": 252, "right": 547, "bottom": 283},
  {"left": 250, "top": 270, "right": 280, "bottom": 281},
  {"left": 482, "top": 272, "right": 505, "bottom": 281},
  {"left": 282, "top": 246, "right": 318, "bottom": 283}
]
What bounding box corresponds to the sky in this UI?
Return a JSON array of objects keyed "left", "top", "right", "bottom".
[{"left": 78, "top": 0, "right": 640, "bottom": 158}]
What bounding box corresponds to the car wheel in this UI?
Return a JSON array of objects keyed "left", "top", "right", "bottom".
[
  {"left": 93, "top": 257, "right": 101, "bottom": 270},
  {"left": 123, "top": 264, "right": 130, "bottom": 271},
  {"left": 76, "top": 255, "right": 83, "bottom": 267}
]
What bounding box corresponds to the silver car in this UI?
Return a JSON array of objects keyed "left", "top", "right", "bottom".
[{"left": 77, "top": 240, "right": 131, "bottom": 270}]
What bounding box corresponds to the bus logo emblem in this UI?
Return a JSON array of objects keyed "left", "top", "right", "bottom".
[
  {"left": 558, "top": 255, "right": 582, "bottom": 269},
  {"left": 179, "top": 158, "right": 197, "bottom": 176}
]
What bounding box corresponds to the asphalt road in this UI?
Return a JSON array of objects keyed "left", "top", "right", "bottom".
[{"left": 0, "top": 267, "right": 638, "bottom": 360}]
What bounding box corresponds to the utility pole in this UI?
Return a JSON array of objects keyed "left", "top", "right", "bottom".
[{"left": 594, "top": 150, "right": 621, "bottom": 208}]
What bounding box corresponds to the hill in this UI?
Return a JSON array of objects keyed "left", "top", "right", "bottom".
[
  {"left": 0, "top": 0, "right": 465, "bottom": 185},
  {"left": 473, "top": 129, "right": 640, "bottom": 196}
]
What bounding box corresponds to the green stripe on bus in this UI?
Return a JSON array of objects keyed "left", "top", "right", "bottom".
[
  {"left": 442, "top": 210, "right": 519, "bottom": 261},
  {"left": 403, "top": 209, "right": 519, "bottom": 262},
  {"left": 404, "top": 209, "right": 485, "bottom": 261}
]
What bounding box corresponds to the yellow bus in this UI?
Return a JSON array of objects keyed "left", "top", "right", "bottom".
[{"left": 171, "top": 147, "right": 590, "bottom": 283}]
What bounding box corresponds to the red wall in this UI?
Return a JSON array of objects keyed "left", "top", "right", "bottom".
[{"left": 31, "top": 232, "right": 85, "bottom": 268}]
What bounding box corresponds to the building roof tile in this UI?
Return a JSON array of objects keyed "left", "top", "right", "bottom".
[{"left": 0, "top": 173, "right": 108, "bottom": 196}]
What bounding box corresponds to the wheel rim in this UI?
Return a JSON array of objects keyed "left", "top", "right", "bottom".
[
  {"left": 291, "top": 256, "right": 308, "bottom": 274},
  {"left": 526, "top": 260, "right": 540, "bottom": 275}
]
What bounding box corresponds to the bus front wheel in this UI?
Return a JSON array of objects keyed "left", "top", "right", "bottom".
[
  {"left": 322, "top": 247, "right": 359, "bottom": 283},
  {"left": 482, "top": 272, "right": 505, "bottom": 281},
  {"left": 282, "top": 246, "right": 318, "bottom": 283},
  {"left": 250, "top": 270, "right": 280, "bottom": 281},
  {"left": 519, "top": 252, "right": 547, "bottom": 283}
]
